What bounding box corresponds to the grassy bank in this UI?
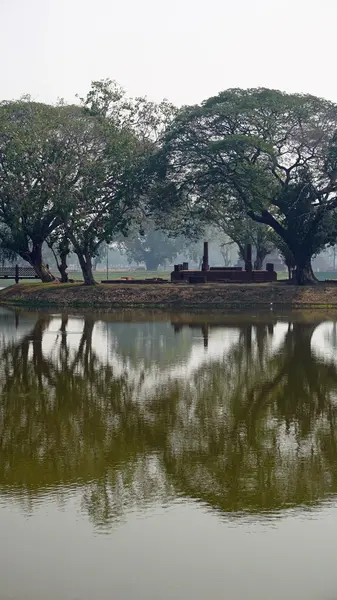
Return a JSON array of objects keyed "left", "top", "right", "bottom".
[
  {"left": 2, "top": 281, "right": 337, "bottom": 309},
  {"left": 0, "top": 269, "right": 170, "bottom": 288}
]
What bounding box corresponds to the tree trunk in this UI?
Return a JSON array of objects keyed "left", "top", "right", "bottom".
[
  {"left": 254, "top": 248, "right": 269, "bottom": 271},
  {"left": 25, "top": 244, "right": 56, "bottom": 283},
  {"left": 56, "top": 247, "right": 69, "bottom": 283},
  {"left": 238, "top": 244, "right": 251, "bottom": 272},
  {"left": 57, "top": 261, "right": 69, "bottom": 283},
  {"left": 254, "top": 256, "right": 263, "bottom": 270},
  {"left": 56, "top": 246, "right": 69, "bottom": 283},
  {"left": 295, "top": 257, "right": 318, "bottom": 285},
  {"left": 144, "top": 256, "right": 160, "bottom": 271},
  {"left": 77, "top": 253, "right": 97, "bottom": 285},
  {"left": 249, "top": 210, "right": 318, "bottom": 286}
]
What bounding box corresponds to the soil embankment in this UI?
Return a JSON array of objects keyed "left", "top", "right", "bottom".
[{"left": 1, "top": 281, "right": 337, "bottom": 309}]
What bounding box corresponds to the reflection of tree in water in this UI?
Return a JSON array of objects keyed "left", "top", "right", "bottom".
[
  {"left": 0, "top": 314, "right": 175, "bottom": 527},
  {"left": 1, "top": 313, "right": 337, "bottom": 528},
  {"left": 162, "top": 321, "right": 337, "bottom": 513},
  {"left": 104, "top": 321, "right": 194, "bottom": 369}
]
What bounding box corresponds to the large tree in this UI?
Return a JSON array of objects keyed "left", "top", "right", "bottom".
[
  {"left": 0, "top": 97, "right": 143, "bottom": 285},
  {"left": 158, "top": 88, "right": 337, "bottom": 284},
  {"left": 57, "top": 111, "right": 140, "bottom": 285},
  {"left": 0, "top": 100, "right": 66, "bottom": 281},
  {"left": 71, "top": 80, "right": 177, "bottom": 284}
]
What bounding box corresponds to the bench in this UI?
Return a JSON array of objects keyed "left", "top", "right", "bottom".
[{"left": 0, "top": 265, "right": 39, "bottom": 283}]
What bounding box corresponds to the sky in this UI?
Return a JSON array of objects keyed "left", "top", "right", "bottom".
[{"left": 1, "top": 0, "right": 337, "bottom": 107}]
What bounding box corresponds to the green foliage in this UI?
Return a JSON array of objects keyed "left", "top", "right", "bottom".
[
  {"left": 70, "top": 80, "right": 177, "bottom": 284},
  {"left": 0, "top": 94, "right": 147, "bottom": 285},
  {"left": 3, "top": 85, "right": 337, "bottom": 286},
  {"left": 57, "top": 108, "right": 141, "bottom": 284},
  {"left": 159, "top": 88, "right": 337, "bottom": 283},
  {"left": 80, "top": 79, "right": 176, "bottom": 144},
  {"left": 0, "top": 100, "right": 70, "bottom": 279}
]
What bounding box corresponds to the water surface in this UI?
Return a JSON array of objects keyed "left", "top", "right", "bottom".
[{"left": 1, "top": 308, "right": 337, "bottom": 600}]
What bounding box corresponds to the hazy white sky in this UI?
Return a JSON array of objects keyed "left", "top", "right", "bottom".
[{"left": 1, "top": 0, "right": 336, "bottom": 106}]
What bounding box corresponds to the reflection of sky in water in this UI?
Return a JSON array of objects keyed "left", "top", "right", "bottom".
[
  {"left": 0, "top": 308, "right": 37, "bottom": 344},
  {"left": 312, "top": 321, "right": 337, "bottom": 362},
  {"left": 2, "top": 495, "right": 337, "bottom": 600},
  {"left": 4, "top": 313, "right": 331, "bottom": 406},
  {"left": 0, "top": 311, "right": 332, "bottom": 387},
  {"left": 43, "top": 317, "right": 288, "bottom": 366},
  {"left": 35, "top": 316, "right": 297, "bottom": 402}
]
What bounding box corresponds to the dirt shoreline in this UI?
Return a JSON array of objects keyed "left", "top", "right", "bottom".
[{"left": 1, "top": 281, "right": 337, "bottom": 310}]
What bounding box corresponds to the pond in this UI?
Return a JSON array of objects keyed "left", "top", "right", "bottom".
[{"left": 1, "top": 307, "right": 337, "bottom": 600}]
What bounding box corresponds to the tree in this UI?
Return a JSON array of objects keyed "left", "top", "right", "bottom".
[
  {"left": 251, "top": 224, "right": 275, "bottom": 270},
  {"left": 0, "top": 226, "right": 18, "bottom": 265},
  {"left": 0, "top": 100, "right": 67, "bottom": 281},
  {"left": 0, "top": 95, "right": 149, "bottom": 286},
  {"left": 56, "top": 114, "right": 140, "bottom": 285},
  {"left": 120, "top": 225, "right": 187, "bottom": 270},
  {"left": 0, "top": 98, "right": 133, "bottom": 284},
  {"left": 158, "top": 88, "right": 337, "bottom": 284},
  {"left": 64, "top": 80, "right": 178, "bottom": 285}
]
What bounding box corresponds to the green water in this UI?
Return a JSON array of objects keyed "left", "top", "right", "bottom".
[{"left": 1, "top": 308, "right": 337, "bottom": 599}]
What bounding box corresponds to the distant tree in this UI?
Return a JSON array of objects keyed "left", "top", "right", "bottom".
[
  {"left": 209, "top": 201, "right": 274, "bottom": 269},
  {"left": 0, "top": 228, "right": 18, "bottom": 265},
  {"left": 120, "top": 225, "right": 187, "bottom": 271},
  {"left": 219, "top": 244, "right": 232, "bottom": 267},
  {"left": 92, "top": 244, "right": 107, "bottom": 270}
]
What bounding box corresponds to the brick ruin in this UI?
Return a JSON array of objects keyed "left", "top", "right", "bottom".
[{"left": 171, "top": 242, "right": 277, "bottom": 283}]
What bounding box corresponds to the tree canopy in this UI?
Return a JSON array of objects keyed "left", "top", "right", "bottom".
[
  {"left": 56, "top": 105, "right": 140, "bottom": 285},
  {"left": 0, "top": 100, "right": 67, "bottom": 280},
  {"left": 2, "top": 86, "right": 337, "bottom": 285},
  {"left": 158, "top": 88, "right": 337, "bottom": 283},
  {"left": 0, "top": 96, "right": 144, "bottom": 284}
]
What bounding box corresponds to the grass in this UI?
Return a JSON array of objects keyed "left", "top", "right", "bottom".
[
  {"left": 71, "top": 270, "right": 170, "bottom": 281},
  {"left": 0, "top": 269, "right": 335, "bottom": 289},
  {"left": 0, "top": 269, "right": 171, "bottom": 288}
]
